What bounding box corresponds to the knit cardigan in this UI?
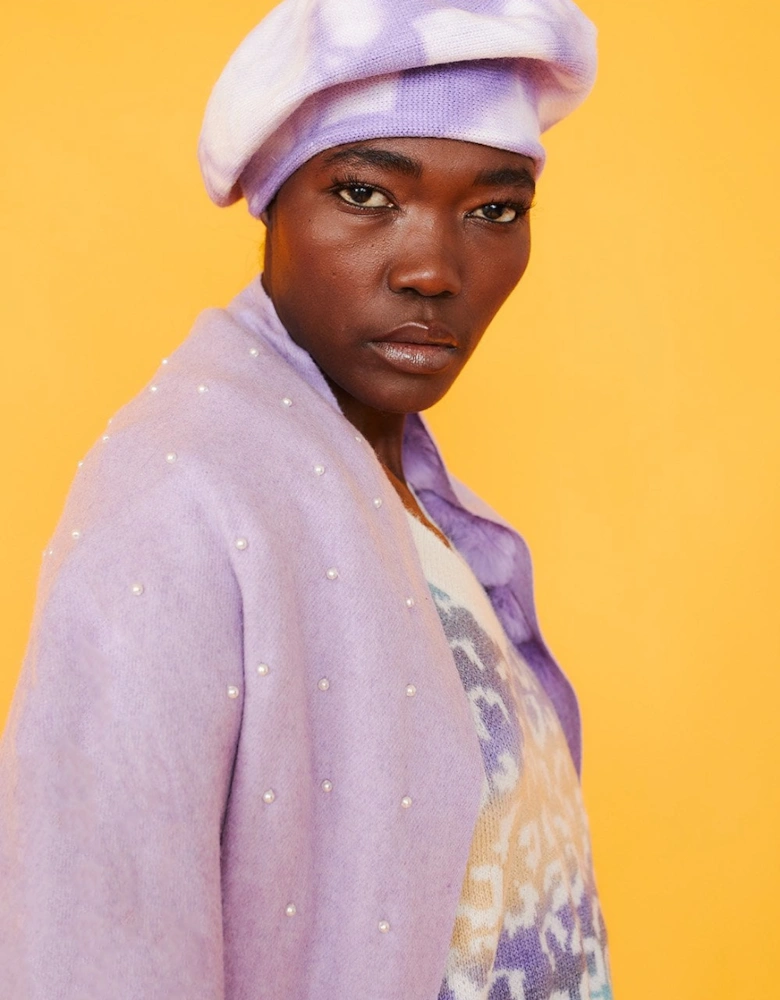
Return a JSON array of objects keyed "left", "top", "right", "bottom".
[{"left": 0, "top": 276, "right": 583, "bottom": 1000}]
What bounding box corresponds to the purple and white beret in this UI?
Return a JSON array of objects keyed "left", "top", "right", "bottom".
[{"left": 198, "top": 0, "right": 598, "bottom": 217}]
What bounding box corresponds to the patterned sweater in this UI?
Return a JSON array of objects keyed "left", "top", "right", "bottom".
[{"left": 405, "top": 503, "right": 613, "bottom": 1000}]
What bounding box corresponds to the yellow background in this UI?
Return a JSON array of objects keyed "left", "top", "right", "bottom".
[{"left": 2, "top": 2, "right": 778, "bottom": 996}]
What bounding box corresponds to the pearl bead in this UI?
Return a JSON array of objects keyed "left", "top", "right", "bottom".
[
  {"left": 378, "top": 920, "right": 390, "bottom": 933},
  {"left": 282, "top": 397, "right": 293, "bottom": 407},
  {"left": 314, "top": 464, "right": 325, "bottom": 476},
  {"left": 263, "top": 789, "right": 276, "bottom": 804},
  {"left": 47, "top": 548, "right": 54, "bottom": 556},
  {"left": 405, "top": 597, "right": 415, "bottom": 608},
  {"left": 102, "top": 434, "right": 110, "bottom": 442},
  {"left": 161, "top": 358, "right": 169, "bottom": 365},
  {"left": 71, "top": 529, "right": 81, "bottom": 540},
  {"left": 77, "top": 461, "right": 83, "bottom": 468},
  {"left": 285, "top": 903, "right": 297, "bottom": 917},
  {"left": 401, "top": 795, "right": 412, "bottom": 809},
  {"left": 321, "top": 779, "right": 333, "bottom": 792},
  {"left": 326, "top": 568, "right": 339, "bottom": 580},
  {"left": 354, "top": 434, "right": 363, "bottom": 442},
  {"left": 249, "top": 347, "right": 259, "bottom": 357},
  {"left": 165, "top": 452, "right": 177, "bottom": 463},
  {"left": 235, "top": 537, "right": 248, "bottom": 550},
  {"left": 197, "top": 384, "right": 208, "bottom": 394},
  {"left": 406, "top": 684, "right": 417, "bottom": 697},
  {"left": 107, "top": 418, "right": 113, "bottom": 425},
  {"left": 227, "top": 685, "right": 240, "bottom": 699},
  {"left": 318, "top": 677, "right": 330, "bottom": 691},
  {"left": 257, "top": 663, "right": 270, "bottom": 676},
  {"left": 373, "top": 497, "right": 383, "bottom": 508},
  {"left": 131, "top": 583, "right": 144, "bottom": 596},
  {"left": 149, "top": 385, "right": 158, "bottom": 393}
]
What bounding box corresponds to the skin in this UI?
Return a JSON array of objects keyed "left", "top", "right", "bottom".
[{"left": 260, "top": 136, "right": 535, "bottom": 542}]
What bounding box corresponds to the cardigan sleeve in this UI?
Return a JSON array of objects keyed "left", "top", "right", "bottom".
[{"left": 0, "top": 472, "right": 244, "bottom": 1000}]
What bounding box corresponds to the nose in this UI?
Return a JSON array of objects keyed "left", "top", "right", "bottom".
[{"left": 386, "top": 215, "right": 462, "bottom": 298}]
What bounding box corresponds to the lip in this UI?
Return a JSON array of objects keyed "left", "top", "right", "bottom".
[
  {"left": 369, "top": 341, "right": 456, "bottom": 374},
  {"left": 368, "top": 321, "right": 459, "bottom": 375},
  {"left": 373, "top": 321, "right": 458, "bottom": 348}
]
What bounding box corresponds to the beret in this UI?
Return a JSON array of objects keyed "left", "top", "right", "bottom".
[{"left": 198, "top": 0, "right": 597, "bottom": 216}]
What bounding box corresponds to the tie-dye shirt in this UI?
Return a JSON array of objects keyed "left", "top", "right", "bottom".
[{"left": 405, "top": 506, "right": 613, "bottom": 1000}]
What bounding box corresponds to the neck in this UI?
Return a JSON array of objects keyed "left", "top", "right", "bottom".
[
  {"left": 257, "top": 271, "right": 409, "bottom": 483},
  {"left": 323, "top": 373, "right": 408, "bottom": 482}
]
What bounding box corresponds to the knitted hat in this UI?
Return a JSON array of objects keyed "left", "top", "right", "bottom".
[{"left": 198, "top": 0, "right": 598, "bottom": 217}]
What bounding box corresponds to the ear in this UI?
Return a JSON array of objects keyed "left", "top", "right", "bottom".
[{"left": 259, "top": 196, "right": 277, "bottom": 229}]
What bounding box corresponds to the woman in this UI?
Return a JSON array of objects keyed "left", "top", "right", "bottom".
[{"left": 0, "top": 1, "right": 612, "bottom": 998}]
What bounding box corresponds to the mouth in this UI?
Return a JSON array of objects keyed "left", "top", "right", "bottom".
[{"left": 368, "top": 322, "right": 459, "bottom": 375}]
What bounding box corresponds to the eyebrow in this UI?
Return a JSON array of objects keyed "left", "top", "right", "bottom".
[
  {"left": 472, "top": 166, "right": 536, "bottom": 192},
  {"left": 322, "top": 146, "right": 423, "bottom": 178},
  {"left": 322, "top": 145, "right": 536, "bottom": 192}
]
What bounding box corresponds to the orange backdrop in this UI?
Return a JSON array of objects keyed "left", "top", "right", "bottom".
[{"left": 2, "top": 2, "right": 778, "bottom": 997}]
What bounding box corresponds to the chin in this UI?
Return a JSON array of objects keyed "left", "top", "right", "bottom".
[
  {"left": 322, "top": 357, "right": 460, "bottom": 415},
  {"left": 359, "top": 382, "right": 451, "bottom": 414}
]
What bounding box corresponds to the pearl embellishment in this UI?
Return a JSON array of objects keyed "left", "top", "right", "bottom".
[
  {"left": 263, "top": 789, "right": 276, "bottom": 804},
  {"left": 197, "top": 384, "right": 208, "bottom": 394},
  {"left": 314, "top": 464, "right": 325, "bottom": 476},
  {"left": 249, "top": 347, "right": 259, "bottom": 357},
  {"left": 77, "top": 461, "right": 83, "bottom": 468},
  {"left": 102, "top": 434, "right": 110, "bottom": 442},
  {"left": 257, "top": 663, "right": 270, "bottom": 676},
  {"left": 282, "top": 397, "right": 293, "bottom": 407},
  {"left": 378, "top": 920, "right": 390, "bottom": 933},
  {"left": 405, "top": 597, "right": 415, "bottom": 608},
  {"left": 321, "top": 779, "right": 333, "bottom": 792},
  {"left": 318, "top": 678, "right": 330, "bottom": 691},
  {"left": 326, "top": 568, "right": 339, "bottom": 580},
  {"left": 165, "top": 452, "right": 177, "bottom": 463},
  {"left": 285, "top": 903, "right": 297, "bottom": 917},
  {"left": 406, "top": 684, "right": 417, "bottom": 697},
  {"left": 354, "top": 434, "right": 363, "bottom": 442},
  {"left": 149, "top": 385, "right": 158, "bottom": 393},
  {"left": 161, "top": 358, "right": 169, "bottom": 365},
  {"left": 131, "top": 583, "right": 144, "bottom": 596},
  {"left": 401, "top": 795, "right": 412, "bottom": 808},
  {"left": 235, "top": 538, "right": 248, "bottom": 550},
  {"left": 227, "top": 685, "right": 240, "bottom": 699},
  {"left": 71, "top": 530, "right": 81, "bottom": 540},
  {"left": 373, "top": 497, "right": 383, "bottom": 508}
]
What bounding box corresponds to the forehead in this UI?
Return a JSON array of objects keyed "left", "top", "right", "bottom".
[{"left": 309, "top": 137, "right": 537, "bottom": 189}]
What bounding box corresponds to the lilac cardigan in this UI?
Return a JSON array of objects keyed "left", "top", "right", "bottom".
[{"left": 1, "top": 277, "right": 582, "bottom": 1000}]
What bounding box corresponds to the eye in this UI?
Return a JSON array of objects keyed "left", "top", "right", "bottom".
[
  {"left": 470, "top": 202, "right": 527, "bottom": 224},
  {"left": 337, "top": 184, "right": 394, "bottom": 208}
]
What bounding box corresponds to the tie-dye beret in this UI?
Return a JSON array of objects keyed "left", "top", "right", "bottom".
[{"left": 198, "top": 0, "right": 598, "bottom": 217}]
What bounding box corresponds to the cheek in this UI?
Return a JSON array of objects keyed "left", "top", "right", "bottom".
[
  {"left": 466, "top": 230, "right": 531, "bottom": 318},
  {"left": 267, "top": 215, "right": 387, "bottom": 368},
  {"left": 274, "top": 217, "right": 385, "bottom": 315},
  {"left": 268, "top": 196, "right": 530, "bottom": 341}
]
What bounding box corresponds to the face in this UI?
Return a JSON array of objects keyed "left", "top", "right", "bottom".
[{"left": 261, "top": 136, "right": 535, "bottom": 417}]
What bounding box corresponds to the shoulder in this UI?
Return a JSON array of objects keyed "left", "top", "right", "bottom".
[
  {"left": 56, "top": 304, "right": 309, "bottom": 518},
  {"left": 37, "top": 308, "right": 263, "bottom": 588},
  {"left": 40, "top": 301, "right": 361, "bottom": 599}
]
